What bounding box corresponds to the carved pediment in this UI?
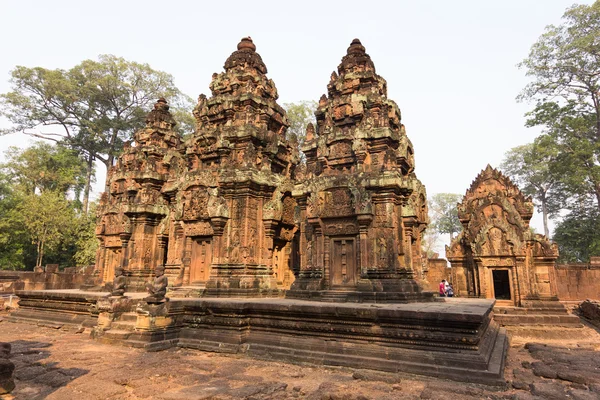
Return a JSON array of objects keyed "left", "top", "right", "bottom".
[
  {"left": 473, "top": 224, "right": 520, "bottom": 257},
  {"left": 181, "top": 187, "right": 210, "bottom": 221},
  {"left": 321, "top": 188, "right": 354, "bottom": 218}
]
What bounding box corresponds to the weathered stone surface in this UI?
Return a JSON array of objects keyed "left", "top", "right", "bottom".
[
  {"left": 531, "top": 362, "right": 557, "bottom": 379},
  {"left": 530, "top": 382, "right": 568, "bottom": 399},
  {"left": 0, "top": 342, "right": 15, "bottom": 395},
  {"left": 2, "top": 320, "right": 600, "bottom": 400},
  {"left": 579, "top": 300, "right": 600, "bottom": 327},
  {"left": 568, "top": 388, "right": 599, "bottom": 400},
  {"left": 352, "top": 370, "right": 402, "bottom": 384}
]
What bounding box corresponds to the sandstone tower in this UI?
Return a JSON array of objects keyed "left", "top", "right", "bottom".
[{"left": 287, "top": 39, "right": 431, "bottom": 302}]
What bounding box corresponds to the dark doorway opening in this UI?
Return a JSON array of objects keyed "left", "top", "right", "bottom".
[{"left": 492, "top": 270, "right": 511, "bottom": 300}]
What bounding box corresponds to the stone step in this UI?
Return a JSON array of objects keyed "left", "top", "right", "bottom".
[
  {"left": 319, "top": 291, "right": 354, "bottom": 302},
  {"left": 118, "top": 313, "right": 138, "bottom": 323},
  {"left": 103, "top": 329, "right": 133, "bottom": 340},
  {"left": 493, "top": 313, "right": 582, "bottom": 327},
  {"left": 494, "top": 307, "right": 571, "bottom": 315},
  {"left": 110, "top": 321, "right": 136, "bottom": 331}
]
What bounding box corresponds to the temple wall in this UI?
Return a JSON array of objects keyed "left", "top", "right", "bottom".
[
  {"left": 423, "top": 258, "right": 450, "bottom": 292},
  {"left": 0, "top": 268, "right": 98, "bottom": 293},
  {"left": 554, "top": 262, "right": 600, "bottom": 301}
]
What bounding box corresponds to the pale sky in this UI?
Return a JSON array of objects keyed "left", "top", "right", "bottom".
[{"left": 0, "top": 0, "right": 590, "bottom": 252}]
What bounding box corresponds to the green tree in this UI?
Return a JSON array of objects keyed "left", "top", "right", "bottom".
[
  {"left": 18, "top": 190, "right": 76, "bottom": 269},
  {"left": 500, "top": 137, "right": 564, "bottom": 237},
  {"left": 72, "top": 203, "right": 98, "bottom": 267},
  {"left": 429, "top": 193, "right": 463, "bottom": 242},
  {"left": 553, "top": 202, "right": 600, "bottom": 263},
  {"left": 284, "top": 101, "right": 317, "bottom": 158},
  {"left": 0, "top": 55, "right": 193, "bottom": 212},
  {"left": 518, "top": 1, "right": 600, "bottom": 211},
  {"left": 0, "top": 145, "right": 95, "bottom": 270},
  {"left": 3, "top": 143, "right": 88, "bottom": 201},
  {"left": 0, "top": 171, "right": 31, "bottom": 269},
  {"left": 421, "top": 227, "right": 441, "bottom": 259}
]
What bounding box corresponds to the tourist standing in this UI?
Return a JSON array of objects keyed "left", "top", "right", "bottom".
[{"left": 439, "top": 280, "right": 447, "bottom": 297}]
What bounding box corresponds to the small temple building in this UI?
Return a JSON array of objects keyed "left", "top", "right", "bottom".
[
  {"left": 95, "top": 98, "right": 185, "bottom": 290},
  {"left": 287, "top": 39, "right": 430, "bottom": 302},
  {"left": 446, "top": 165, "right": 559, "bottom": 306}
]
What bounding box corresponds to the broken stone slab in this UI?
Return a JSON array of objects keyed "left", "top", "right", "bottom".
[
  {"left": 530, "top": 382, "right": 568, "bottom": 400},
  {"left": 0, "top": 342, "right": 15, "bottom": 395}
]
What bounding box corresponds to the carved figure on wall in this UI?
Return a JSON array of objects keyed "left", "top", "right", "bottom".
[
  {"left": 105, "top": 267, "right": 127, "bottom": 297},
  {"left": 378, "top": 237, "right": 387, "bottom": 265},
  {"left": 306, "top": 240, "right": 313, "bottom": 266},
  {"left": 144, "top": 265, "right": 168, "bottom": 302}
]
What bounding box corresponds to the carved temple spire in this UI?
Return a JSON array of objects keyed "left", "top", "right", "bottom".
[
  {"left": 134, "top": 98, "right": 180, "bottom": 148},
  {"left": 224, "top": 36, "right": 267, "bottom": 74},
  {"left": 188, "top": 37, "right": 294, "bottom": 175},
  {"left": 304, "top": 39, "right": 408, "bottom": 176}
]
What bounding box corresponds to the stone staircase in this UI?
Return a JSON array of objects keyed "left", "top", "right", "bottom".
[
  {"left": 99, "top": 312, "right": 138, "bottom": 344},
  {"left": 494, "top": 301, "right": 582, "bottom": 327},
  {"left": 319, "top": 287, "right": 356, "bottom": 302}
]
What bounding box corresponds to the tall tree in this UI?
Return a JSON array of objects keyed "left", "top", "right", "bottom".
[
  {"left": 0, "top": 145, "right": 96, "bottom": 270},
  {"left": 0, "top": 171, "right": 31, "bottom": 270},
  {"left": 429, "top": 193, "right": 463, "bottom": 242},
  {"left": 284, "top": 101, "right": 317, "bottom": 158},
  {"left": 2, "top": 143, "right": 87, "bottom": 201},
  {"left": 0, "top": 55, "right": 193, "bottom": 212},
  {"left": 18, "top": 190, "right": 76, "bottom": 269},
  {"left": 553, "top": 201, "right": 600, "bottom": 263},
  {"left": 500, "top": 137, "right": 563, "bottom": 237},
  {"left": 518, "top": 1, "right": 600, "bottom": 212}
]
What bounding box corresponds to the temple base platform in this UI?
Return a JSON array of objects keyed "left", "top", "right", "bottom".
[{"left": 8, "top": 290, "right": 508, "bottom": 386}]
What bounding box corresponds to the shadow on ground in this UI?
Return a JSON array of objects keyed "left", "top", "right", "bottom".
[{"left": 8, "top": 340, "right": 88, "bottom": 400}]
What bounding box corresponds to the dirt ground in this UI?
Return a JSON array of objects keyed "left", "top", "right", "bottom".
[{"left": 1, "top": 315, "right": 599, "bottom": 400}]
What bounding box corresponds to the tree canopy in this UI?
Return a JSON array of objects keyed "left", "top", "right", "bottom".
[
  {"left": 516, "top": 1, "right": 600, "bottom": 261},
  {"left": 0, "top": 55, "right": 193, "bottom": 212},
  {"left": 0, "top": 145, "right": 96, "bottom": 270},
  {"left": 519, "top": 1, "right": 600, "bottom": 211},
  {"left": 428, "top": 193, "right": 463, "bottom": 242},
  {"left": 500, "top": 138, "right": 563, "bottom": 237},
  {"left": 284, "top": 100, "right": 317, "bottom": 159}
]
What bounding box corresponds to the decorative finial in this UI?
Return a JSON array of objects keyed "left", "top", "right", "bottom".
[
  {"left": 154, "top": 98, "right": 169, "bottom": 110},
  {"left": 237, "top": 37, "right": 256, "bottom": 52},
  {"left": 347, "top": 38, "right": 366, "bottom": 55}
]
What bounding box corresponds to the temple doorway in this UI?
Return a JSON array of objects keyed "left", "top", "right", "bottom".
[
  {"left": 492, "top": 269, "right": 511, "bottom": 300},
  {"left": 103, "top": 248, "right": 121, "bottom": 283},
  {"left": 190, "top": 238, "right": 212, "bottom": 283},
  {"left": 330, "top": 238, "right": 356, "bottom": 287}
]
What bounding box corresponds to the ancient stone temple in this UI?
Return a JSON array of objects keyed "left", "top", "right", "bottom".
[
  {"left": 96, "top": 98, "right": 185, "bottom": 290},
  {"left": 11, "top": 38, "right": 509, "bottom": 386},
  {"left": 446, "top": 165, "right": 559, "bottom": 306},
  {"left": 184, "top": 37, "right": 297, "bottom": 295},
  {"left": 96, "top": 37, "right": 298, "bottom": 296},
  {"left": 288, "top": 39, "right": 431, "bottom": 302}
]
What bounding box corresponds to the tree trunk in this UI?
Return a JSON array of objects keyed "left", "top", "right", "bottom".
[
  {"left": 595, "top": 181, "right": 600, "bottom": 213},
  {"left": 82, "top": 154, "right": 94, "bottom": 214},
  {"left": 102, "top": 157, "right": 112, "bottom": 193},
  {"left": 541, "top": 192, "right": 550, "bottom": 238},
  {"left": 36, "top": 240, "right": 42, "bottom": 269}
]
